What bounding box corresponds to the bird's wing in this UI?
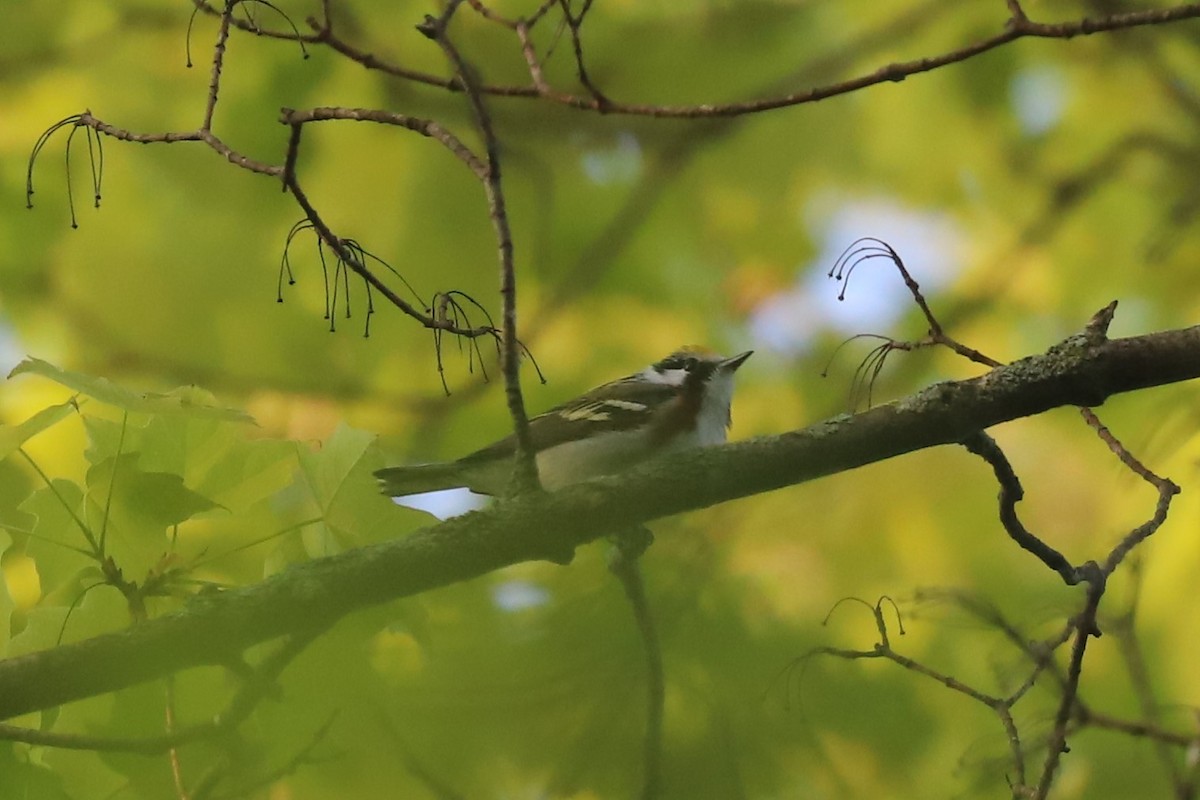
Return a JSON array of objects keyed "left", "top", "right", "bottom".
[{"left": 458, "top": 378, "right": 678, "bottom": 466}]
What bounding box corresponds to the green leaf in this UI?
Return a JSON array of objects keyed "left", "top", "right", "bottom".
[
  {"left": 0, "top": 401, "right": 77, "bottom": 460},
  {"left": 8, "top": 358, "right": 255, "bottom": 423},
  {"left": 296, "top": 423, "right": 376, "bottom": 512},
  {"left": 86, "top": 453, "right": 221, "bottom": 532},
  {"left": 0, "top": 742, "right": 72, "bottom": 800},
  {"left": 6, "top": 581, "right": 126, "bottom": 656},
  {"left": 20, "top": 480, "right": 94, "bottom": 594},
  {"left": 81, "top": 410, "right": 294, "bottom": 512},
  {"left": 0, "top": 529, "right": 16, "bottom": 653},
  {"left": 296, "top": 423, "right": 425, "bottom": 551}
]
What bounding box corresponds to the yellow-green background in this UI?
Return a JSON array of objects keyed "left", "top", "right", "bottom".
[{"left": 2, "top": 0, "right": 1200, "bottom": 797}]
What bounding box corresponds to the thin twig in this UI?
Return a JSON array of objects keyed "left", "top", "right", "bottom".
[
  {"left": 1035, "top": 579, "right": 1104, "bottom": 797},
  {"left": 290, "top": 3, "right": 1200, "bottom": 118},
  {"left": 815, "top": 597, "right": 1031, "bottom": 791},
  {"left": 556, "top": 0, "right": 609, "bottom": 108},
  {"left": 417, "top": 11, "right": 539, "bottom": 492},
  {"left": 609, "top": 528, "right": 664, "bottom": 800},
  {"left": 277, "top": 118, "right": 499, "bottom": 339},
  {"left": 960, "top": 432, "right": 1085, "bottom": 585}
]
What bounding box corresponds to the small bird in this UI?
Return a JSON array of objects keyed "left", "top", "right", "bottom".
[{"left": 375, "top": 347, "right": 753, "bottom": 497}]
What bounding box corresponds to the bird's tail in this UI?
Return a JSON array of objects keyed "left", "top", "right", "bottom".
[{"left": 374, "top": 463, "right": 464, "bottom": 497}]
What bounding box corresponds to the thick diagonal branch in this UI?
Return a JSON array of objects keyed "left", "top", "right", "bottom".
[{"left": 0, "top": 323, "right": 1196, "bottom": 719}]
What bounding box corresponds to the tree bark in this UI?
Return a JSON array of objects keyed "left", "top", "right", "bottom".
[{"left": 0, "top": 323, "right": 1195, "bottom": 719}]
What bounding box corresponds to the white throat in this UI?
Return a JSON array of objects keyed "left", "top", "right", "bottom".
[{"left": 695, "top": 369, "right": 736, "bottom": 445}]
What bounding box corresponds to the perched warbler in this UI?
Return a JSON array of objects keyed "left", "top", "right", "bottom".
[{"left": 375, "top": 347, "right": 752, "bottom": 497}]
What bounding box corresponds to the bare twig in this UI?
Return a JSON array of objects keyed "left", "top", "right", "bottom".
[
  {"left": 192, "top": 0, "right": 322, "bottom": 44},
  {"left": 960, "top": 432, "right": 1086, "bottom": 586},
  {"left": 609, "top": 528, "right": 665, "bottom": 800},
  {"left": 515, "top": 22, "right": 554, "bottom": 96},
  {"left": 555, "top": 0, "right": 609, "bottom": 109},
  {"left": 829, "top": 258, "right": 1185, "bottom": 796},
  {"left": 279, "top": 106, "right": 487, "bottom": 178},
  {"left": 277, "top": 118, "right": 500, "bottom": 340},
  {"left": 1072, "top": 705, "right": 1199, "bottom": 748},
  {"left": 834, "top": 245, "right": 1181, "bottom": 533},
  {"left": 165, "top": 677, "right": 191, "bottom": 800},
  {"left": 282, "top": 3, "right": 1200, "bottom": 118},
  {"left": 1035, "top": 579, "right": 1104, "bottom": 797},
  {"left": 814, "top": 597, "right": 1030, "bottom": 791},
  {"left": 416, "top": 11, "right": 539, "bottom": 492},
  {"left": 464, "top": 0, "right": 518, "bottom": 29}
]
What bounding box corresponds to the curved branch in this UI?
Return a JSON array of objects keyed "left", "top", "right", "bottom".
[
  {"left": 299, "top": 3, "right": 1200, "bottom": 118},
  {"left": 277, "top": 113, "right": 500, "bottom": 339}
]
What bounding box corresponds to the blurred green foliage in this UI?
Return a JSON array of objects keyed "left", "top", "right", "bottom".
[{"left": 2, "top": 1, "right": 1200, "bottom": 798}]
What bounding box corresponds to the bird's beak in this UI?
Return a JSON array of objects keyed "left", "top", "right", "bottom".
[{"left": 720, "top": 350, "right": 753, "bottom": 372}]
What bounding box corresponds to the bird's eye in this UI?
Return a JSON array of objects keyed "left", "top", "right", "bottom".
[{"left": 683, "top": 357, "right": 699, "bottom": 371}]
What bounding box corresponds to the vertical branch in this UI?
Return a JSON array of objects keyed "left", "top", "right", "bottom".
[
  {"left": 609, "top": 529, "right": 665, "bottom": 800},
  {"left": 418, "top": 9, "right": 539, "bottom": 492},
  {"left": 1036, "top": 581, "right": 1104, "bottom": 798},
  {"left": 164, "top": 677, "right": 191, "bottom": 800},
  {"left": 203, "top": 1, "right": 236, "bottom": 132}
]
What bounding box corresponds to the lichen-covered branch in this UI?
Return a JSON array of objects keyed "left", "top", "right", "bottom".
[{"left": 0, "top": 322, "right": 1196, "bottom": 720}]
